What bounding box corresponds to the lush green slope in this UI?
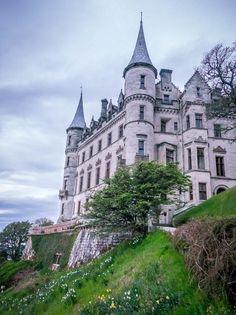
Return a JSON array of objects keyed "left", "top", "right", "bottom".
[
  {"left": 173, "top": 186, "right": 236, "bottom": 226},
  {"left": 0, "top": 231, "right": 231, "bottom": 315}
]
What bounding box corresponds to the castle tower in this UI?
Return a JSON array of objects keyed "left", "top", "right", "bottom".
[
  {"left": 58, "top": 91, "right": 86, "bottom": 222},
  {"left": 123, "top": 17, "right": 157, "bottom": 165}
]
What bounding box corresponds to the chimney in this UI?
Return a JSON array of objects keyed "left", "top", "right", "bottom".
[
  {"left": 101, "top": 99, "right": 108, "bottom": 119},
  {"left": 159, "top": 69, "right": 172, "bottom": 84}
]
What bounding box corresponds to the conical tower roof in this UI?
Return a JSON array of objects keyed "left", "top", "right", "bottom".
[
  {"left": 123, "top": 18, "right": 157, "bottom": 77},
  {"left": 67, "top": 91, "right": 86, "bottom": 131}
]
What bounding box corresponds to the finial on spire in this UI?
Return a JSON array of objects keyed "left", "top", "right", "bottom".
[
  {"left": 141, "top": 11, "right": 143, "bottom": 23},
  {"left": 80, "top": 85, "right": 83, "bottom": 95}
]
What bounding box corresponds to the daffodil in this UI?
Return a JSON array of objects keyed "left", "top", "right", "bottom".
[
  {"left": 110, "top": 302, "right": 116, "bottom": 309},
  {"left": 166, "top": 295, "right": 170, "bottom": 300}
]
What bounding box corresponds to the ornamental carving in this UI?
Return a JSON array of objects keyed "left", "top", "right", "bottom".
[
  {"left": 80, "top": 169, "right": 84, "bottom": 175},
  {"left": 87, "top": 164, "right": 92, "bottom": 170},
  {"left": 96, "top": 158, "right": 102, "bottom": 166},
  {"left": 116, "top": 145, "right": 124, "bottom": 154},
  {"left": 194, "top": 136, "right": 207, "bottom": 143},
  {"left": 213, "top": 146, "right": 226, "bottom": 154},
  {"left": 124, "top": 94, "right": 155, "bottom": 106},
  {"left": 105, "top": 152, "right": 112, "bottom": 160}
]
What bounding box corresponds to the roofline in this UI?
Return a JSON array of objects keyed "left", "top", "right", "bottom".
[{"left": 123, "top": 62, "right": 157, "bottom": 78}]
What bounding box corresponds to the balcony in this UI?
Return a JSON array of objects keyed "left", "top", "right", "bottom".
[
  {"left": 135, "top": 154, "right": 149, "bottom": 162},
  {"left": 58, "top": 189, "right": 68, "bottom": 199}
]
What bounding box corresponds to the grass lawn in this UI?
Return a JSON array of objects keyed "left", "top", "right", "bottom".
[{"left": 173, "top": 185, "right": 236, "bottom": 226}]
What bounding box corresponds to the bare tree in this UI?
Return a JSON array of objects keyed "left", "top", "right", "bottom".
[{"left": 34, "top": 217, "right": 54, "bottom": 227}]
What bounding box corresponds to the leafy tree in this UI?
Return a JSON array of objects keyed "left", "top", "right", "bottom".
[
  {"left": 34, "top": 217, "right": 54, "bottom": 227},
  {"left": 198, "top": 42, "right": 236, "bottom": 131},
  {"left": 0, "top": 221, "right": 31, "bottom": 261},
  {"left": 85, "top": 161, "right": 189, "bottom": 235}
]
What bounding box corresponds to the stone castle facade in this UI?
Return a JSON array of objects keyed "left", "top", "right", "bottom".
[{"left": 58, "top": 20, "right": 236, "bottom": 224}]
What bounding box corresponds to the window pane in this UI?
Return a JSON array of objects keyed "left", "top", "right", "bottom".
[
  {"left": 199, "top": 183, "right": 207, "bottom": 200},
  {"left": 166, "top": 149, "right": 174, "bottom": 163},
  {"left": 138, "top": 140, "right": 144, "bottom": 155},
  {"left": 214, "top": 124, "right": 222, "bottom": 138},
  {"left": 195, "top": 113, "right": 203, "bottom": 128},
  {"left": 197, "top": 148, "right": 205, "bottom": 169}
]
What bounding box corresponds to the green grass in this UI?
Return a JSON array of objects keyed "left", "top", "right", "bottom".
[
  {"left": 173, "top": 186, "right": 236, "bottom": 226},
  {"left": 0, "top": 260, "right": 33, "bottom": 286},
  {"left": 32, "top": 231, "right": 77, "bottom": 269},
  {"left": 0, "top": 231, "right": 231, "bottom": 315}
]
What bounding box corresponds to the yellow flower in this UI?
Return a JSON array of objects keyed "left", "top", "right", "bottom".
[
  {"left": 110, "top": 302, "right": 116, "bottom": 309},
  {"left": 166, "top": 296, "right": 170, "bottom": 300}
]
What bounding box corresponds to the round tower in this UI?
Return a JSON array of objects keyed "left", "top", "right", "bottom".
[
  {"left": 123, "top": 18, "right": 157, "bottom": 165},
  {"left": 58, "top": 91, "right": 86, "bottom": 222}
]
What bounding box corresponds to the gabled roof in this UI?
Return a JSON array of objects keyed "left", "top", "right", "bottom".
[
  {"left": 67, "top": 92, "right": 86, "bottom": 131},
  {"left": 184, "top": 70, "right": 211, "bottom": 90},
  {"left": 123, "top": 19, "right": 157, "bottom": 77}
]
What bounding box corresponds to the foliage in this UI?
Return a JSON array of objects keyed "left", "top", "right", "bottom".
[
  {"left": 173, "top": 186, "right": 236, "bottom": 226},
  {"left": 86, "top": 161, "right": 189, "bottom": 235},
  {"left": 0, "top": 231, "right": 230, "bottom": 315},
  {"left": 31, "top": 232, "right": 77, "bottom": 269},
  {"left": 173, "top": 218, "right": 236, "bottom": 307},
  {"left": 198, "top": 42, "right": 236, "bottom": 131},
  {"left": 0, "top": 221, "right": 31, "bottom": 261},
  {"left": 34, "top": 217, "right": 54, "bottom": 226}
]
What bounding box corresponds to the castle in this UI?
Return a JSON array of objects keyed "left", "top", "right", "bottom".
[{"left": 57, "top": 19, "right": 236, "bottom": 225}]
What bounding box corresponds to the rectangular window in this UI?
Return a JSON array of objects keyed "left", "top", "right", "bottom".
[
  {"left": 195, "top": 113, "right": 203, "bottom": 128},
  {"left": 139, "top": 105, "right": 145, "bottom": 120},
  {"left": 107, "top": 132, "right": 112, "bottom": 146},
  {"left": 64, "top": 179, "right": 67, "bottom": 190},
  {"left": 96, "top": 167, "right": 100, "bottom": 185},
  {"left": 82, "top": 151, "right": 85, "bottom": 163},
  {"left": 197, "top": 148, "right": 205, "bottom": 169},
  {"left": 186, "top": 115, "right": 190, "bottom": 129},
  {"left": 67, "top": 135, "right": 72, "bottom": 146},
  {"left": 216, "top": 156, "right": 225, "bottom": 176},
  {"left": 214, "top": 124, "right": 222, "bottom": 138},
  {"left": 189, "top": 183, "right": 193, "bottom": 200},
  {"left": 118, "top": 124, "right": 123, "bottom": 138},
  {"left": 89, "top": 146, "right": 93, "bottom": 158},
  {"left": 163, "top": 94, "right": 170, "bottom": 104},
  {"left": 98, "top": 139, "right": 102, "bottom": 152},
  {"left": 188, "top": 148, "right": 192, "bottom": 170},
  {"left": 77, "top": 201, "right": 81, "bottom": 215},
  {"left": 138, "top": 140, "right": 145, "bottom": 156},
  {"left": 66, "top": 157, "right": 70, "bottom": 167},
  {"left": 174, "top": 122, "right": 178, "bottom": 131},
  {"left": 199, "top": 183, "right": 207, "bottom": 200},
  {"left": 61, "top": 203, "right": 64, "bottom": 215},
  {"left": 166, "top": 149, "right": 174, "bottom": 163},
  {"left": 106, "top": 161, "right": 110, "bottom": 179},
  {"left": 87, "top": 172, "right": 91, "bottom": 189},
  {"left": 140, "top": 75, "right": 145, "bottom": 89},
  {"left": 79, "top": 176, "right": 83, "bottom": 193},
  {"left": 196, "top": 87, "right": 201, "bottom": 97},
  {"left": 161, "top": 120, "right": 166, "bottom": 133}
]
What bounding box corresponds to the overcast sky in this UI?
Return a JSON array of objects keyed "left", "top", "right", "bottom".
[{"left": 0, "top": 0, "right": 235, "bottom": 231}]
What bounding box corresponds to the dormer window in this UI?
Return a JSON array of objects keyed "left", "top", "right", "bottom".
[
  {"left": 196, "top": 87, "right": 201, "bottom": 97},
  {"left": 140, "top": 75, "right": 145, "bottom": 89},
  {"left": 163, "top": 94, "right": 170, "bottom": 104}
]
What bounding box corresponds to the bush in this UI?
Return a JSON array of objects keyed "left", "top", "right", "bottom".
[{"left": 173, "top": 218, "right": 236, "bottom": 306}]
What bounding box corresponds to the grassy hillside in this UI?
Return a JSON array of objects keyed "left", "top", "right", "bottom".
[
  {"left": 173, "top": 186, "right": 236, "bottom": 226},
  {"left": 0, "top": 230, "right": 231, "bottom": 315}
]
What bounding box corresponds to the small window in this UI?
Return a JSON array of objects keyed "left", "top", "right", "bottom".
[
  {"left": 89, "top": 146, "right": 93, "bottom": 158},
  {"left": 174, "top": 122, "right": 178, "bottom": 131},
  {"left": 195, "top": 113, "right": 203, "bottom": 128},
  {"left": 67, "top": 135, "right": 72, "bottom": 146},
  {"left": 87, "top": 172, "right": 91, "bottom": 189},
  {"left": 196, "top": 87, "right": 201, "bottom": 97},
  {"left": 139, "top": 105, "right": 145, "bottom": 120},
  {"left": 96, "top": 167, "right": 100, "bottom": 185},
  {"left": 64, "top": 179, "right": 67, "bottom": 190},
  {"left": 66, "top": 157, "right": 70, "bottom": 167},
  {"left": 138, "top": 140, "right": 145, "bottom": 156},
  {"left": 61, "top": 203, "right": 64, "bottom": 215},
  {"left": 98, "top": 140, "right": 102, "bottom": 152},
  {"left": 105, "top": 161, "right": 110, "bottom": 179},
  {"left": 107, "top": 132, "right": 112, "bottom": 146},
  {"left": 214, "top": 124, "right": 222, "bottom": 138},
  {"left": 189, "top": 183, "right": 193, "bottom": 200},
  {"left": 82, "top": 152, "right": 85, "bottom": 163},
  {"left": 118, "top": 125, "right": 123, "bottom": 138},
  {"left": 140, "top": 75, "right": 145, "bottom": 89},
  {"left": 166, "top": 149, "right": 174, "bottom": 163},
  {"left": 199, "top": 183, "right": 207, "bottom": 200},
  {"left": 161, "top": 120, "right": 166, "bottom": 133},
  {"left": 77, "top": 201, "right": 81, "bottom": 215},
  {"left": 79, "top": 176, "right": 83, "bottom": 193},
  {"left": 186, "top": 115, "right": 190, "bottom": 129},
  {"left": 187, "top": 148, "right": 192, "bottom": 170},
  {"left": 163, "top": 94, "right": 170, "bottom": 104},
  {"left": 216, "top": 156, "right": 225, "bottom": 176},
  {"left": 197, "top": 148, "right": 205, "bottom": 169}
]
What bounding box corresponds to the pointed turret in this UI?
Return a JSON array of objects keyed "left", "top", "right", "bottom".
[
  {"left": 67, "top": 91, "right": 86, "bottom": 131},
  {"left": 123, "top": 18, "right": 157, "bottom": 78}
]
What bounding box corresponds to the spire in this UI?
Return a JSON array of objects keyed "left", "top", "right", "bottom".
[
  {"left": 123, "top": 16, "right": 157, "bottom": 77},
  {"left": 67, "top": 89, "right": 86, "bottom": 131}
]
